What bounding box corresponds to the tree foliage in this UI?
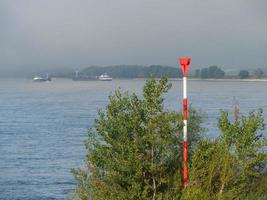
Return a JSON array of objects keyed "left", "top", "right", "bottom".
[
  {"left": 194, "top": 69, "right": 200, "bottom": 78},
  {"left": 182, "top": 110, "right": 267, "bottom": 200},
  {"left": 72, "top": 77, "right": 267, "bottom": 200},
  {"left": 239, "top": 70, "right": 250, "bottom": 79},
  {"left": 254, "top": 68, "right": 264, "bottom": 78},
  {"left": 195, "top": 66, "right": 225, "bottom": 79},
  {"left": 79, "top": 65, "right": 182, "bottom": 78},
  {"left": 72, "top": 76, "right": 204, "bottom": 200}
]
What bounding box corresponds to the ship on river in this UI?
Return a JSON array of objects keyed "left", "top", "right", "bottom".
[
  {"left": 33, "top": 74, "right": 51, "bottom": 82},
  {"left": 98, "top": 73, "right": 112, "bottom": 81}
]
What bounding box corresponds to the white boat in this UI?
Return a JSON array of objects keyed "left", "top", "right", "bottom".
[
  {"left": 98, "top": 74, "right": 112, "bottom": 81},
  {"left": 33, "top": 74, "right": 51, "bottom": 82}
]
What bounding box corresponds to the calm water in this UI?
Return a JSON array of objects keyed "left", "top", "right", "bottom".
[{"left": 0, "top": 78, "right": 266, "bottom": 200}]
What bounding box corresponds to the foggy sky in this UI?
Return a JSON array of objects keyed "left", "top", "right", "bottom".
[{"left": 1, "top": 0, "right": 267, "bottom": 75}]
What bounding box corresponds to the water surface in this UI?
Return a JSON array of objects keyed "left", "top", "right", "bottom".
[{"left": 0, "top": 78, "right": 266, "bottom": 199}]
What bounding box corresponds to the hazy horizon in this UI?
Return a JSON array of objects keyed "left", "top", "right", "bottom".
[{"left": 1, "top": 0, "right": 267, "bottom": 76}]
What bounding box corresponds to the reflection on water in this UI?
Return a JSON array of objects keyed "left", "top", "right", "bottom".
[{"left": 0, "top": 78, "right": 266, "bottom": 199}]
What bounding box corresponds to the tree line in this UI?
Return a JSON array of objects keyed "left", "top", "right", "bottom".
[
  {"left": 194, "top": 66, "right": 225, "bottom": 79},
  {"left": 72, "top": 77, "right": 267, "bottom": 200},
  {"left": 80, "top": 65, "right": 183, "bottom": 78},
  {"left": 74, "top": 65, "right": 265, "bottom": 79},
  {"left": 195, "top": 66, "right": 265, "bottom": 79}
]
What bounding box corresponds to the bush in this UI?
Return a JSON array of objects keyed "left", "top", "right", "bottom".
[
  {"left": 182, "top": 110, "right": 267, "bottom": 200},
  {"left": 72, "top": 77, "right": 267, "bottom": 200},
  {"left": 72, "top": 76, "right": 204, "bottom": 200}
]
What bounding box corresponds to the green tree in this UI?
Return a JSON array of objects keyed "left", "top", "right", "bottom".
[
  {"left": 195, "top": 69, "right": 200, "bottom": 78},
  {"left": 254, "top": 68, "right": 264, "bottom": 78},
  {"left": 239, "top": 70, "right": 250, "bottom": 79},
  {"left": 80, "top": 65, "right": 182, "bottom": 79},
  {"left": 200, "top": 66, "right": 225, "bottom": 79},
  {"left": 72, "top": 76, "right": 204, "bottom": 200},
  {"left": 182, "top": 110, "right": 267, "bottom": 200},
  {"left": 208, "top": 66, "right": 225, "bottom": 78},
  {"left": 201, "top": 68, "right": 209, "bottom": 79}
]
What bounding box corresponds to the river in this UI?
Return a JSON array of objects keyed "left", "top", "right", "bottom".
[{"left": 0, "top": 78, "right": 266, "bottom": 199}]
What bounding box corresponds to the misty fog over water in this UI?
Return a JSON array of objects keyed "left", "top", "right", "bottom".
[
  {"left": 1, "top": 0, "right": 267, "bottom": 76},
  {"left": 1, "top": 0, "right": 267, "bottom": 199}
]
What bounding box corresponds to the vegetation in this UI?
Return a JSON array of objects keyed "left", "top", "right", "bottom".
[
  {"left": 72, "top": 76, "right": 204, "bottom": 200},
  {"left": 195, "top": 66, "right": 225, "bottom": 79},
  {"left": 254, "top": 68, "right": 264, "bottom": 78},
  {"left": 73, "top": 77, "right": 267, "bottom": 200},
  {"left": 49, "top": 65, "right": 267, "bottom": 80},
  {"left": 239, "top": 70, "right": 250, "bottom": 79},
  {"left": 80, "top": 65, "right": 182, "bottom": 78},
  {"left": 182, "top": 110, "right": 267, "bottom": 200}
]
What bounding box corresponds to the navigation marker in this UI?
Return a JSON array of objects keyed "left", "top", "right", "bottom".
[{"left": 178, "top": 57, "right": 191, "bottom": 189}]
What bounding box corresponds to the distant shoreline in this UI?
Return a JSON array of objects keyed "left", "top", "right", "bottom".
[
  {"left": 2, "top": 77, "right": 266, "bottom": 82},
  {"left": 52, "top": 77, "right": 267, "bottom": 82},
  {"left": 130, "top": 78, "right": 267, "bottom": 82},
  {"left": 184, "top": 78, "right": 267, "bottom": 82}
]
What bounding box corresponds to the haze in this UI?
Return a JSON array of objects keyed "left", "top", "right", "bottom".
[{"left": 1, "top": 0, "right": 267, "bottom": 76}]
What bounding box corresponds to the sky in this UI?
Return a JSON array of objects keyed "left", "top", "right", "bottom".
[{"left": 1, "top": 0, "right": 267, "bottom": 75}]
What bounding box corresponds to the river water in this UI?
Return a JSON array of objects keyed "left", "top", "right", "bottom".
[{"left": 0, "top": 78, "right": 266, "bottom": 199}]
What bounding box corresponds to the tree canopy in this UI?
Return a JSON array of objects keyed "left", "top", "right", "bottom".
[
  {"left": 239, "top": 70, "right": 250, "bottom": 79},
  {"left": 73, "top": 77, "right": 267, "bottom": 200},
  {"left": 254, "top": 68, "right": 264, "bottom": 78},
  {"left": 182, "top": 110, "right": 267, "bottom": 200},
  {"left": 80, "top": 65, "right": 182, "bottom": 78},
  {"left": 195, "top": 66, "right": 225, "bottom": 79},
  {"left": 72, "top": 76, "right": 204, "bottom": 200}
]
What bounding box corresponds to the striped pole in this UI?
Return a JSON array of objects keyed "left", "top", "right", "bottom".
[{"left": 178, "top": 58, "right": 191, "bottom": 189}]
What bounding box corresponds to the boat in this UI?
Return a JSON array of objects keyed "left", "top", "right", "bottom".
[
  {"left": 33, "top": 74, "right": 51, "bottom": 82},
  {"left": 98, "top": 74, "right": 112, "bottom": 81}
]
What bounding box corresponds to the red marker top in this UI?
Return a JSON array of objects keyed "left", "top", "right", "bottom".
[{"left": 178, "top": 58, "right": 191, "bottom": 76}]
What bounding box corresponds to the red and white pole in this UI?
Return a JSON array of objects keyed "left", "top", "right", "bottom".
[{"left": 178, "top": 58, "right": 191, "bottom": 189}]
